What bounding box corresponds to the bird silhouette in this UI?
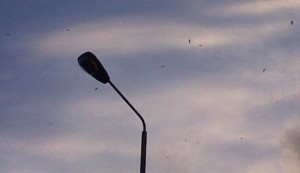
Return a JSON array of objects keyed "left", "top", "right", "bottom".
[
  {"left": 188, "top": 38, "right": 191, "bottom": 44},
  {"left": 94, "top": 87, "right": 98, "bottom": 91},
  {"left": 263, "top": 68, "right": 266, "bottom": 72},
  {"left": 290, "top": 20, "right": 294, "bottom": 25},
  {"left": 66, "top": 29, "right": 70, "bottom": 31}
]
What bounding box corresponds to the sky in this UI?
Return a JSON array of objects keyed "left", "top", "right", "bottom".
[{"left": 1, "top": 0, "right": 300, "bottom": 173}]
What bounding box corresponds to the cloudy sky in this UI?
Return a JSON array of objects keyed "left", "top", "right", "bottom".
[{"left": 1, "top": 0, "right": 300, "bottom": 173}]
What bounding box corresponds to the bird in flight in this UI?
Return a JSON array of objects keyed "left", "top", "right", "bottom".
[
  {"left": 263, "top": 68, "right": 266, "bottom": 72},
  {"left": 188, "top": 38, "right": 191, "bottom": 44},
  {"left": 94, "top": 87, "right": 98, "bottom": 91}
]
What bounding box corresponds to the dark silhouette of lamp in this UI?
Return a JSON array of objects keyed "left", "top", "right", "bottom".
[{"left": 77, "top": 52, "right": 147, "bottom": 173}]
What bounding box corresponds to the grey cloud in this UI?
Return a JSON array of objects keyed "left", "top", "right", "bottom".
[
  {"left": 282, "top": 125, "right": 300, "bottom": 173},
  {"left": 1, "top": 1, "right": 300, "bottom": 173}
]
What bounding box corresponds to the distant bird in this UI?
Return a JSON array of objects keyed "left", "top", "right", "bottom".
[
  {"left": 6, "top": 33, "right": 9, "bottom": 36},
  {"left": 161, "top": 65, "right": 165, "bottom": 68},
  {"left": 199, "top": 44, "right": 203, "bottom": 47},
  {"left": 48, "top": 122, "right": 53, "bottom": 125},
  {"left": 290, "top": 20, "right": 294, "bottom": 25},
  {"left": 66, "top": 29, "right": 70, "bottom": 31},
  {"left": 94, "top": 87, "right": 98, "bottom": 91},
  {"left": 263, "top": 68, "right": 266, "bottom": 72},
  {"left": 240, "top": 137, "right": 243, "bottom": 140},
  {"left": 188, "top": 38, "right": 191, "bottom": 44}
]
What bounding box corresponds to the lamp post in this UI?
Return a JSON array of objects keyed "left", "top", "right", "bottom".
[{"left": 77, "top": 52, "right": 147, "bottom": 173}]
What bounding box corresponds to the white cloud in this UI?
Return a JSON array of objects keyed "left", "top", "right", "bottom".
[
  {"left": 27, "top": 17, "right": 288, "bottom": 58},
  {"left": 2, "top": 1, "right": 300, "bottom": 173},
  {"left": 209, "top": 0, "right": 300, "bottom": 16}
]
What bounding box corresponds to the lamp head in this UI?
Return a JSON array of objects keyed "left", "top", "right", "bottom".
[{"left": 77, "top": 52, "right": 110, "bottom": 84}]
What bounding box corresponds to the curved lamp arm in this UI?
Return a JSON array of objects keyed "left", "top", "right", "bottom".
[{"left": 77, "top": 52, "right": 147, "bottom": 173}]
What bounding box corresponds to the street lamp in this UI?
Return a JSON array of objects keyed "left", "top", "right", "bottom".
[{"left": 77, "top": 52, "right": 147, "bottom": 173}]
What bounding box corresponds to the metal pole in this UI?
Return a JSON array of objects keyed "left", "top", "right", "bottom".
[
  {"left": 108, "top": 81, "right": 147, "bottom": 173},
  {"left": 140, "top": 130, "right": 147, "bottom": 173}
]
